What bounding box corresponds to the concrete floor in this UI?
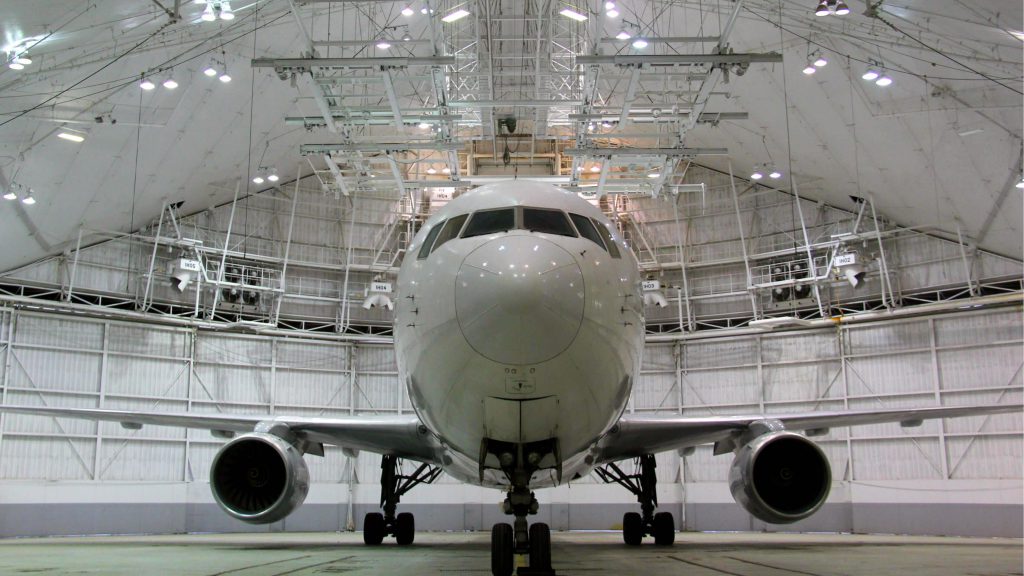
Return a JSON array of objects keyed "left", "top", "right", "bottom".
[{"left": 0, "top": 532, "right": 1019, "bottom": 576}]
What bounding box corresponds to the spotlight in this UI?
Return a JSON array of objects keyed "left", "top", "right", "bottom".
[
  {"left": 615, "top": 30, "right": 631, "bottom": 40},
  {"left": 219, "top": 1, "right": 235, "bottom": 20},
  {"left": 163, "top": 77, "right": 178, "bottom": 89},
  {"left": 203, "top": 64, "right": 218, "bottom": 76},
  {"left": 559, "top": 8, "right": 588, "bottom": 21},
  {"left": 750, "top": 165, "right": 764, "bottom": 180},
  {"left": 201, "top": 3, "right": 216, "bottom": 21},
  {"left": 21, "top": 190, "right": 36, "bottom": 205},
  {"left": 441, "top": 8, "right": 470, "bottom": 22},
  {"left": 632, "top": 38, "right": 648, "bottom": 49},
  {"left": 875, "top": 73, "right": 893, "bottom": 87},
  {"left": 401, "top": 6, "right": 414, "bottom": 16},
  {"left": 140, "top": 77, "right": 156, "bottom": 90}
]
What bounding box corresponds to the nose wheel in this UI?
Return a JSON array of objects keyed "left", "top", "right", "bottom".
[
  {"left": 490, "top": 488, "right": 555, "bottom": 576},
  {"left": 363, "top": 455, "right": 440, "bottom": 546},
  {"left": 596, "top": 453, "right": 676, "bottom": 546}
]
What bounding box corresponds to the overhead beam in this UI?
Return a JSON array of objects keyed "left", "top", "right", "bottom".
[
  {"left": 564, "top": 147, "right": 729, "bottom": 157},
  {"left": 285, "top": 115, "right": 463, "bottom": 126},
  {"left": 599, "top": 36, "right": 720, "bottom": 44},
  {"left": 252, "top": 56, "right": 457, "bottom": 70},
  {"left": 575, "top": 53, "right": 782, "bottom": 66},
  {"left": 380, "top": 67, "right": 405, "bottom": 131},
  {"left": 447, "top": 100, "right": 583, "bottom": 108},
  {"left": 569, "top": 112, "right": 748, "bottom": 122},
  {"left": 301, "top": 142, "right": 463, "bottom": 154}
]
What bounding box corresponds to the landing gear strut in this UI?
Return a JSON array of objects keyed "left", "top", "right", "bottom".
[
  {"left": 363, "top": 455, "right": 441, "bottom": 546},
  {"left": 483, "top": 439, "right": 557, "bottom": 576},
  {"left": 595, "top": 453, "right": 675, "bottom": 546}
]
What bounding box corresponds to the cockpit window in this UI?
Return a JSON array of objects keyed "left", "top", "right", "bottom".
[
  {"left": 431, "top": 214, "right": 469, "bottom": 253},
  {"left": 417, "top": 221, "right": 444, "bottom": 260},
  {"left": 591, "top": 218, "right": 622, "bottom": 259},
  {"left": 569, "top": 213, "right": 606, "bottom": 250},
  {"left": 462, "top": 208, "right": 515, "bottom": 238},
  {"left": 523, "top": 208, "right": 577, "bottom": 237}
]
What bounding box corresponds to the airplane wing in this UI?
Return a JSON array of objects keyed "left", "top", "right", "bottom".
[
  {"left": 597, "top": 403, "right": 1022, "bottom": 464},
  {"left": 0, "top": 404, "right": 442, "bottom": 463}
]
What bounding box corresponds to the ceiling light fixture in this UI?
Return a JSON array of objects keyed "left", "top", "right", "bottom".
[
  {"left": 57, "top": 130, "right": 86, "bottom": 143},
  {"left": 750, "top": 165, "right": 764, "bottom": 180},
  {"left": 632, "top": 38, "right": 648, "bottom": 49},
  {"left": 21, "top": 190, "right": 36, "bottom": 205},
  {"left": 163, "top": 77, "right": 178, "bottom": 89},
  {"left": 590, "top": 165, "right": 601, "bottom": 173},
  {"left": 401, "top": 6, "right": 414, "bottom": 16},
  {"left": 647, "top": 172, "right": 660, "bottom": 179},
  {"left": 219, "top": 1, "right": 235, "bottom": 20},
  {"left": 834, "top": 1, "right": 850, "bottom": 15},
  {"left": 203, "top": 63, "right": 218, "bottom": 76},
  {"left": 267, "top": 169, "right": 279, "bottom": 182},
  {"left": 418, "top": 122, "right": 431, "bottom": 129},
  {"left": 615, "top": 30, "right": 631, "bottom": 40},
  {"left": 861, "top": 65, "right": 880, "bottom": 81},
  {"left": 2, "top": 188, "right": 16, "bottom": 201},
  {"left": 875, "top": 72, "right": 893, "bottom": 87},
  {"left": 441, "top": 8, "right": 470, "bottom": 22},
  {"left": 219, "top": 70, "right": 231, "bottom": 83},
  {"left": 814, "top": 1, "right": 829, "bottom": 16},
  {"left": 769, "top": 168, "right": 782, "bottom": 179},
  {"left": 813, "top": 53, "right": 827, "bottom": 67},
  {"left": 201, "top": 3, "right": 216, "bottom": 21},
  {"left": 442, "top": 167, "right": 451, "bottom": 174},
  {"left": 605, "top": 2, "right": 619, "bottom": 18},
  {"left": 8, "top": 61, "right": 24, "bottom": 70},
  {"left": 140, "top": 76, "right": 156, "bottom": 90},
  {"left": 1016, "top": 175, "right": 1024, "bottom": 189},
  {"left": 402, "top": 30, "right": 413, "bottom": 42},
  {"left": 376, "top": 39, "right": 392, "bottom": 50},
  {"left": 559, "top": 8, "right": 588, "bottom": 21},
  {"left": 426, "top": 167, "right": 437, "bottom": 175},
  {"left": 803, "top": 62, "right": 816, "bottom": 75},
  {"left": 252, "top": 175, "right": 265, "bottom": 184},
  {"left": 14, "top": 56, "right": 31, "bottom": 66}
]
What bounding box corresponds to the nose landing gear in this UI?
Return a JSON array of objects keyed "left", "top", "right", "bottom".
[
  {"left": 490, "top": 488, "right": 554, "bottom": 576},
  {"left": 363, "top": 455, "right": 441, "bottom": 546},
  {"left": 595, "top": 453, "right": 676, "bottom": 546}
]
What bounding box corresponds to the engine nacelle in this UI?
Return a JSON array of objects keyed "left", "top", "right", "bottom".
[
  {"left": 210, "top": 432, "right": 310, "bottom": 524},
  {"left": 728, "top": 431, "right": 831, "bottom": 524}
]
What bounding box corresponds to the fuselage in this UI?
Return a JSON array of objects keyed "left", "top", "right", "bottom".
[{"left": 394, "top": 181, "right": 644, "bottom": 488}]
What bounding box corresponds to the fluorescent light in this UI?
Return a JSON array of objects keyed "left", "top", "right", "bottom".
[
  {"left": 615, "top": 30, "right": 631, "bottom": 40},
  {"left": 401, "top": 6, "right": 414, "bottom": 16},
  {"left": 803, "top": 65, "right": 816, "bottom": 75},
  {"left": 442, "top": 9, "right": 470, "bottom": 22},
  {"left": 2, "top": 190, "right": 16, "bottom": 200},
  {"left": 140, "top": 78, "right": 155, "bottom": 90},
  {"left": 875, "top": 74, "right": 892, "bottom": 86},
  {"left": 632, "top": 38, "right": 648, "bottom": 49},
  {"left": 219, "top": 72, "right": 231, "bottom": 82},
  {"left": 8, "top": 62, "right": 24, "bottom": 70},
  {"left": 203, "top": 65, "right": 218, "bottom": 76},
  {"left": 58, "top": 132, "right": 85, "bottom": 143},
  {"left": 163, "top": 78, "right": 178, "bottom": 89},
  {"left": 559, "top": 8, "right": 588, "bottom": 21},
  {"left": 376, "top": 40, "right": 392, "bottom": 50}
]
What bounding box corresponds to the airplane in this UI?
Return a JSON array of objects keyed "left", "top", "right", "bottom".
[{"left": 0, "top": 180, "right": 1019, "bottom": 576}]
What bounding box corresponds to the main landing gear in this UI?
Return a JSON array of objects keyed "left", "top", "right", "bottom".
[
  {"left": 595, "top": 453, "right": 675, "bottom": 546},
  {"left": 363, "top": 455, "right": 441, "bottom": 546}
]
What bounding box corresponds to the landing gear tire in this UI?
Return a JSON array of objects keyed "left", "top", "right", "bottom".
[
  {"left": 622, "top": 512, "right": 643, "bottom": 546},
  {"left": 363, "top": 512, "right": 385, "bottom": 546},
  {"left": 653, "top": 512, "right": 675, "bottom": 546},
  {"left": 491, "top": 523, "right": 514, "bottom": 576},
  {"left": 395, "top": 512, "right": 415, "bottom": 545},
  {"left": 528, "top": 522, "right": 552, "bottom": 570}
]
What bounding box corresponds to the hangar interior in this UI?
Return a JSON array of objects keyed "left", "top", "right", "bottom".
[{"left": 0, "top": 0, "right": 1021, "bottom": 539}]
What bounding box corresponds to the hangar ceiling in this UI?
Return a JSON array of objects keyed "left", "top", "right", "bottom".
[{"left": 0, "top": 0, "right": 1020, "bottom": 276}]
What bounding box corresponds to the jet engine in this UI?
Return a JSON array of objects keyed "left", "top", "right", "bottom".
[
  {"left": 210, "top": 432, "right": 310, "bottom": 524},
  {"left": 728, "top": 431, "right": 831, "bottom": 524}
]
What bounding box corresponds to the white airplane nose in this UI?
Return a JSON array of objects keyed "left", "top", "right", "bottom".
[{"left": 456, "top": 236, "right": 584, "bottom": 365}]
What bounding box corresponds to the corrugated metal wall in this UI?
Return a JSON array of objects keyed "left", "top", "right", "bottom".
[{"left": 0, "top": 307, "right": 1020, "bottom": 535}]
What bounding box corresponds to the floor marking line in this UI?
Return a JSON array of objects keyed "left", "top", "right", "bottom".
[
  {"left": 269, "top": 555, "right": 356, "bottom": 576},
  {"left": 725, "top": 555, "right": 828, "bottom": 576},
  {"left": 206, "top": 554, "right": 314, "bottom": 576},
  {"left": 668, "top": 556, "right": 750, "bottom": 576}
]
